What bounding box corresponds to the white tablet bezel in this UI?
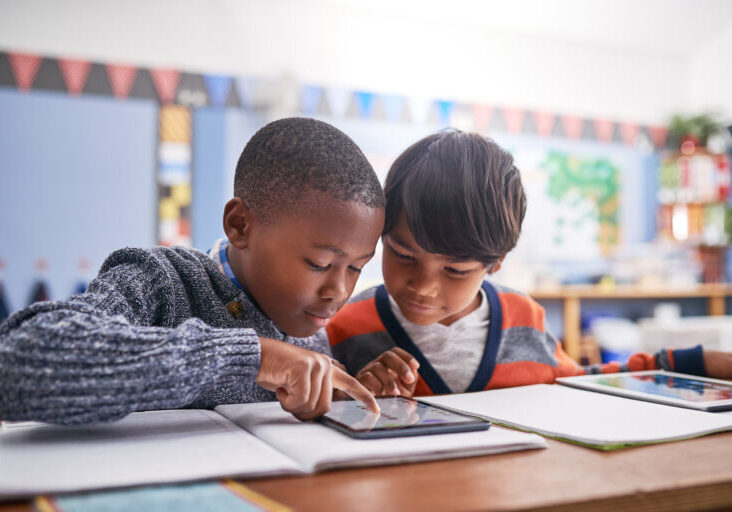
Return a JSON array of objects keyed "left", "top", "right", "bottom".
[{"left": 556, "top": 370, "right": 732, "bottom": 412}]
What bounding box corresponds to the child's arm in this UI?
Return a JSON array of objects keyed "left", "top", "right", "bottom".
[{"left": 0, "top": 261, "right": 262, "bottom": 425}]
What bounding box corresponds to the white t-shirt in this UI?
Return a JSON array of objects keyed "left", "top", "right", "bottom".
[{"left": 388, "top": 289, "right": 489, "bottom": 392}]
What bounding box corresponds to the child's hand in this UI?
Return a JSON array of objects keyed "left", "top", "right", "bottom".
[
  {"left": 257, "top": 337, "right": 380, "bottom": 420},
  {"left": 703, "top": 350, "right": 732, "bottom": 380},
  {"left": 356, "top": 348, "right": 420, "bottom": 398}
]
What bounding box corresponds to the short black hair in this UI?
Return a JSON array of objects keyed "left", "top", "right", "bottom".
[
  {"left": 234, "top": 117, "right": 384, "bottom": 220},
  {"left": 384, "top": 130, "right": 526, "bottom": 266}
]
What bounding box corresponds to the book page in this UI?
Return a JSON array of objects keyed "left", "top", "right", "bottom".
[
  {"left": 0, "top": 409, "right": 303, "bottom": 499},
  {"left": 216, "top": 401, "right": 546, "bottom": 473},
  {"left": 421, "top": 384, "right": 732, "bottom": 449}
]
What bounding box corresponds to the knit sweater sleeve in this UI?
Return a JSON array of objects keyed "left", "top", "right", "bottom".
[{"left": 0, "top": 262, "right": 262, "bottom": 425}]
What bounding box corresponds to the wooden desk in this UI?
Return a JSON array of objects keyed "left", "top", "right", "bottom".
[
  {"left": 530, "top": 283, "right": 732, "bottom": 361},
  {"left": 4, "top": 431, "right": 732, "bottom": 511}
]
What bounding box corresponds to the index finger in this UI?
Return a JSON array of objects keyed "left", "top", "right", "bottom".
[
  {"left": 332, "top": 366, "right": 381, "bottom": 414},
  {"left": 392, "top": 347, "right": 420, "bottom": 369}
]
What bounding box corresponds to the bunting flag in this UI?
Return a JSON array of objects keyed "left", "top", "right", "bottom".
[
  {"left": 106, "top": 63, "right": 138, "bottom": 99},
  {"left": 0, "top": 49, "right": 671, "bottom": 151},
  {"left": 533, "top": 111, "right": 555, "bottom": 137},
  {"left": 28, "top": 258, "right": 51, "bottom": 305},
  {"left": 403, "top": 97, "right": 428, "bottom": 125},
  {"left": 381, "top": 94, "right": 405, "bottom": 122},
  {"left": 503, "top": 108, "right": 525, "bottom": 134},
  {"left": 620, "top": 122, "right": 640, "bottom": 145},
  {"left": 562, "top": 115, "right": 584, "bottom": 139},
  {"left": 354, "top": 91, "right": 375, "bottom": 118},
  {"left": 593, "top": 119, "right": 615, "bottom": 142},
  {"left": 300, "top": 85, "right": 323, "bottom": 116},
  {"left": 325, "top": 87, "right": 352, "bottom": 118},
  {"left": 471, "top": 105, "right": 494, "bottom": 133},
  {"left": 203, "top": 74, "right": 233, "bottom": 107},
  {"left": 58, "top": 58, "right": 91, "bottom": 96},
  {"left": 150, "top": 69, "right": 181, "bottom": 104},
  {"left": 435, "top": 100, "right": 455, "bottom": 126},
  {"left": 9, "top": 52, "right": 42, "bottom": 91}
]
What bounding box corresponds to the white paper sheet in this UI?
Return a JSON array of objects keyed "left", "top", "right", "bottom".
[
  {"left": 216, "top": 401, "right": 547, "bottom": 472},
  {"left": 0, "top": 409, "right": 302, "bottom": 499},
  {"left": 421, "top": 384, "right": 732, "bottom": 448}
]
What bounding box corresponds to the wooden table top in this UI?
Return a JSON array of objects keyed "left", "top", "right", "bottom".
[{"left": 5, "top": 430, "right": 732, "bottom": 512}]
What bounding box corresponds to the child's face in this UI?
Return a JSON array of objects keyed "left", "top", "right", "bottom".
[
  {"left": 382, "top": 212, "right": 493, "bottom": 327},
  {"left": 227, "top": 195, "right": 384, "bottom": 338}
]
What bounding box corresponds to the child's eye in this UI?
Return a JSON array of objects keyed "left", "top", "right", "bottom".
[
  {"left": 389, "top": 245, "right": 415, "bottom": 261},
  {"left": 445, "top": 267, "right": 471, "bottom": 276},
  {"left": 306, "top": 259, "right": 331, "bottom": 271},
  {"left": 348, "top": 265, "right": 363, "bottom": 274}
]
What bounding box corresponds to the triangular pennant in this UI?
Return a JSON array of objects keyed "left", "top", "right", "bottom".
[
  {"left": 561, "top": 115, "right": 584, "bottom": 139},
  {"left": 381, "top": 94, "right": 405, "bottom": 122},
  {"left": 648, "top": 125, "right": 668, "bottom": 149},
  {"left": 106, "top": 63, "right": 138, "bottom": 99},
  {"left": 407, "top": 97, "right": 432, "bottom": 125},
  {"left": 150, "top": 68, "right": 181, "bottom": 104},
  {"left": 178, "top": 72, "right": 209, "bottom": 107},
  {"left": 325, "top": 87, "right": 352, "bottom": 118},
  {"left": 0, "top": 281, "right": 9, "bottom": 322},
  {"left": 58, "top": 58, "right": 92, "bottom": 96},
  {"left": 532, "top": 111, "right": 555, "bottom": 137},
  {"left": 503, "top": 107, "right": 525, "bottom": 134},
  {"left": 593, "top": 119, "right": 615, "bottom": 142},
  {"left": 9, "top": 52, "right": 42, "bottom": 91},
  {"left": 203, "top": 74, "right": 232, "bottom": 107},
  {"left": 471, "top": 104, "right": 494, "bottom": 133},
  {"left": 33, "top": 58, "right": 65, "bottom": 92},
  {"left": 300, "top": 85, "right": 323, "bottom": 116},
  {"left": 354, "top": 91, "right": 375, "bottom": 118},
  {"left": 620, "top": 122, "right": 640, "bottom": 145},
  {"left": 435, "top": 100, "right": 455, "bottom": 126}
]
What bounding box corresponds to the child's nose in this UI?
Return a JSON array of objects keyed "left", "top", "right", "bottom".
[
  {"left": 407, "top": 267, "right": 439, "bottom": 297},
  {"left": 320, "top": 271, "right": 350, "bottom": 302}
]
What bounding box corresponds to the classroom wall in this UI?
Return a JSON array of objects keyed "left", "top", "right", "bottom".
[
  {"left": 0, "top": 89, "right": 157, "bottom": 310},
  {"left": 0, "top": 0, "right": 689, "bottom": 125},
  {"left": 690, "top": 20, "right": 732, "bottom": 121}
]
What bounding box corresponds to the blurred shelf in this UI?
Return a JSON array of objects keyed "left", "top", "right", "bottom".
[{"left": 529, "top": 283, "right": 732, "bottom": 361}]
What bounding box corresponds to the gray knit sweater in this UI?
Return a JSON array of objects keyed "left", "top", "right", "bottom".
[{"left": 0, "top": 246, "right": 329, "bottom": 425}]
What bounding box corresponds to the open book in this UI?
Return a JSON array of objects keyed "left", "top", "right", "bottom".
[
  {"left": 0, "top": 400, "right": 545, "bottom": 499},
  {"left": 422, "top": 384, "right": 732, "bottom": 450}
]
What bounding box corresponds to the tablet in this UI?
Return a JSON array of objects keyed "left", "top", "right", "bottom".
[
  {"left": 319, "top": 396, "right": 491, "bottom": 439},
  {"left": 557, "top": 370, "right": 732, "bottom": 411}
]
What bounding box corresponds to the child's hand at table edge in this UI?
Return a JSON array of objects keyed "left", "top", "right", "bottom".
[{"left": 703, "top": 350, "right": 732, "bottom": 380}]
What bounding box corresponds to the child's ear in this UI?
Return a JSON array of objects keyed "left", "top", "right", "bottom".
[
  {"left": 488, "top": 257, "right": 505, "bottom": 274},
  {"left": 223, "top": 198, "right": 253, "bottom": 249}
]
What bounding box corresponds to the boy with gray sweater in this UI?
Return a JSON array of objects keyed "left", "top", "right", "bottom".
[{"left": 0, "top": 118, "right": 383, "bottom": 425}]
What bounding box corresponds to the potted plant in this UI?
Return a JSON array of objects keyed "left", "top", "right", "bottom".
[{"left": 666, "top": 112, "right": 726, "bottom": 150}]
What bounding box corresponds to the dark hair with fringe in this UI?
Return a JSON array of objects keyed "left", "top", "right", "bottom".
[
  {"left": 384, "top": 130, "right": 526, "bottom": 266},
  {"left": 234, "top": 117, "right": 384, "bottom": 220}
]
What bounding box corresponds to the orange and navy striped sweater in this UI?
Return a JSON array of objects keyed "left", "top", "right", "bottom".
[{"left": 326, "top": 282, "right": 706, "bottom": 396}]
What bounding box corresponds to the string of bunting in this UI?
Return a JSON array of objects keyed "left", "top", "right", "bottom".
[{"left": 0, "top": 50, "right": 668, "bottom": 148}]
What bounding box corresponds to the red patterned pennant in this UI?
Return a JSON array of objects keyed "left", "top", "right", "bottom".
[
  {"left": 533, "top": 111, "right": 555, "bottom": 136},
  {"left": 503, "top": 108, "right": 525, "bottom": 134},
  {"left": 620, "top": 122, "right": 640, "bottom": 145},
  {"left": 58, "top": 58, "right": 91, "bottom": 96},
  {"left": 150, "top": 69, "right": 181, "bottom": 104},
  {"left": 9, "top": 52, "right": 42, "bottom": 91},
  {"left": 647, "top": 126, "right": 668, "bottom": 149},
  {"left": 561, "top": 115, "right": 584, "bottom": 139},
  {"left": 106, "top": 63, "right": 138, "bottom": 99},
  {"left": 593, "top": 119, "right": 615, "bottom": 142},
  {"left": 471, "top": 104, "right": 493, "bottom": 133}
]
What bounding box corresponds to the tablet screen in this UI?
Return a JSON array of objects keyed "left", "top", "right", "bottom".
[
  {"left": 590, "top": 373, "right": 732, "bottom": 403},
  {"left": 323, "top": 397, "right": 485, "bottom": 432}
]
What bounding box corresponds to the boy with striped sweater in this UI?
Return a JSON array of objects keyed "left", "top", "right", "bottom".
[{"left": 326, "top": 130, "right": 732, "bottom": 397}]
